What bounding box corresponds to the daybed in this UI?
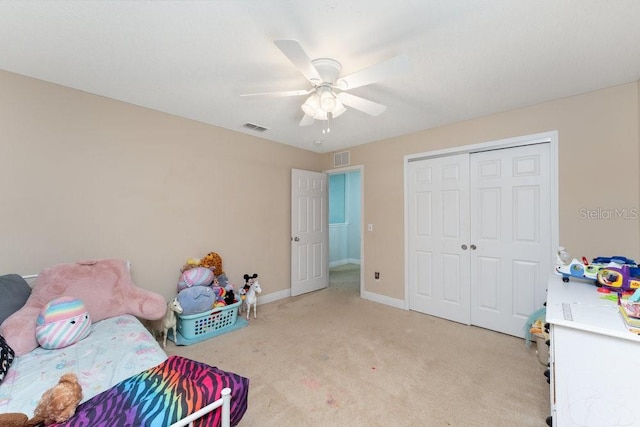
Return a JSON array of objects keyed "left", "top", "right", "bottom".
[{"left": 0, "top": 259, "right": 249, "bottom": 426}]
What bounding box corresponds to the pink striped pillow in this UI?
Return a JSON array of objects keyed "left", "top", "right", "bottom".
[
  {"left": 177, "top": 267, "right": 214, "bottom": 291},
  {"left": 35, "top": 297, "right": 92, "bottom": 350}
]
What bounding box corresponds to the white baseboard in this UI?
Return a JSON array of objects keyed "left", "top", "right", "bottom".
[
  {"left": 256, "top": 287, "right": 406, "bottom": 313},
  {"left": 361, "top": 290, "right": 406, "bottom": 310},
  {"left": 256, "top": 288, "right": 290, "bottom": 306}
]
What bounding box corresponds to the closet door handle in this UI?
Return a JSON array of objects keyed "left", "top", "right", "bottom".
[
  {"left": 470, "top": 244, "right": 477, "bottom": 250},
  {"left": 461, "top": 244, "right": 468, "bottom": 250}
]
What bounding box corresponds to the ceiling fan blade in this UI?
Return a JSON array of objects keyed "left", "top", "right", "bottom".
[
  {"left": 274, "top": 39, "right": 323, "bottom": 84},
  {"left": 336, "top": 54, "right": 409, "bottom": 90},
  {"left": 299, "top": 114, "right": 315, "bottom": 127},
  {"left": 240, "top": 89, "right": 311, "bottom": 98},
  {"left": 337, "top": 92, "right": 387, "bottom": 116}
]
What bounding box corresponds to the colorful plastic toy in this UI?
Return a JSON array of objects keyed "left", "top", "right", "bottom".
[
  {"left": 555, "top": 258, "right": 603, "bottom": 283},
  {"left": 592, "top": 256, "right": 636, "bottom": 265},
  {"left": 596, "top": 264, "right": 640, "bottom": 294},
  {"left": 555, "top": 253, "right": 637, "bottom": 284}
]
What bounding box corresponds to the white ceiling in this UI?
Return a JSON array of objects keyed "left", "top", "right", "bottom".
[{"left": 2, "top": 1, "right": 640, "bottom": 153}]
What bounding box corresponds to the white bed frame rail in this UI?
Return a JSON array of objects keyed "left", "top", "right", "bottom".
[{"left": 169, "top": 387, "right": 231, "bottom": 427}]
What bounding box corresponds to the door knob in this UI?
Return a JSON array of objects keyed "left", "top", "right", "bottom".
[
  {"left": 293, "top": 237, "right": 300, "bottom": 241},
  {"left": 470, "top": 244, "right": 477, "bottom": 250},
  {"left": 461, "top": 244, "right": 467, "bottom": 250}
]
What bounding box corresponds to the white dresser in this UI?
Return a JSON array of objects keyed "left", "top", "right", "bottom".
[{"left": 546, "top": 274, "right": 640, "bottom": 427}]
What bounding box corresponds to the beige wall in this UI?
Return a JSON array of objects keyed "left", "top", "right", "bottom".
[
  {"left": 0, "top": 70, "right": 322, "bottom": 301},
  {"left": 3, "top": 69, "right": 639, "bottom": 307},
  {"left": 326, "top": 82, "right": 640, "bottom": 301}
]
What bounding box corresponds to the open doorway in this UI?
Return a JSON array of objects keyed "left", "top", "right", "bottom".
[{"left": 328, "top": 168, "right": 362, "bottom": 293}]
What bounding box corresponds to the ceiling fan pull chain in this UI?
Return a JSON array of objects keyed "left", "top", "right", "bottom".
[{"left": 323, "top": 113, "right": 331, "bottom": 134}]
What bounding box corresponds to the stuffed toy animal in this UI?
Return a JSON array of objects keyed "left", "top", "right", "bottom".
[
  {"left": 28, "top": 373, "right": 82, "bottom": 425},
  {"left": 179, "top": 258, "right": 202, "bottom": 273},
  {"left": 36, "top": 297, "right": 92, "bottom": 350},
  {"left": 0, "top": 413, "right": 28, "bottom": 427},
  {"left": 177, "top": 266, "right": 215, "bottom": 292},
  {"left": 176, "top": 286, "right": 217, "bottom": 315},
  {"left": 241, "top": 274, "right": 258, "bottom": 296},
  {"left": 0, "top": 259, "right": 167, "bottom": 356},
  {"left": 212, "top": 273, "right": 236, "bottom": 305},
  {"left": 200, "top": 252, "right": 224, "bottom": 276},
  {"left": 223, "top": 287, "right": 236, "bottom": 305},
  {"left": 216, "top": 273, "right": 230, "bottom": 288}
]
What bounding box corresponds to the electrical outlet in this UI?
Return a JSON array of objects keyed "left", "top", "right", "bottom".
[{"left": 375, "top": 272, "right": 380, "bottom": 280}]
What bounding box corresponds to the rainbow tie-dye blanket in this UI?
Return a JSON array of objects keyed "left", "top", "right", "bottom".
[{"left": 52, "top": 355, "right": 249, "bottom": 427}]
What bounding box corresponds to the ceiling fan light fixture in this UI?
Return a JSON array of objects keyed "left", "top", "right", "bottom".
[
  {"left": 331, "top": 99, "right": 347, "bottom": 118},
  {"left": 301, "top": 93, "right": 320, "bottom": 117},
  {"left": 319, "top": 88, "right": 336, "bottom": 112},
  {"left": 313, "top": 109, "right": 328, "bottom": 121}
]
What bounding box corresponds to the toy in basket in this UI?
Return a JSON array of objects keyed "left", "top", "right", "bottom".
[
  {"left": 169, "top": 299, "right": 248, "bottom": 346},
  {"left": 168, "top": 254, "right": 249, "bottom": 345}
]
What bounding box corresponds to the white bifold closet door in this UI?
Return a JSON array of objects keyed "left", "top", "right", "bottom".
[{"left": 407, "top": 143, "right": 551, "bottom": 338}]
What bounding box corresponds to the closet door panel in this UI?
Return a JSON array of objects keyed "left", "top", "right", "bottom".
[
  {"left": 470, "top": 143, "right": 551, "bottom": 337},
  {"left": 408, "top": 154, "right": 470, "bottom": 325}
]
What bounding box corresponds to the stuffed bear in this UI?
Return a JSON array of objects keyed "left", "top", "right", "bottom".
[
  {"left": 0, "top": 413, "right": 28, "bottom": 427},
  {"left": 0, "top": 259, "right": 167, "bottom": 356},
  {"left": 200, "top": 252, "right": 224, "bottom": 276},
  {"left": 28, "top": 373, "right": 82, "bottom": 425}
]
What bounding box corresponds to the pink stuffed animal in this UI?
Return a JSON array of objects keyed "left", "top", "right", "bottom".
[{"left": 0, "top": 259, "right": 166, "bottom": 356}]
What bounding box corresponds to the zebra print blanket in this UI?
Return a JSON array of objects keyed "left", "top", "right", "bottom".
[{"left": 52, "top": 355, "right": 249, "bottom": 427}]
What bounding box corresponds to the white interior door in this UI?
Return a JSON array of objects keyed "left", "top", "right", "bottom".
[
  {"left": 407, "top": 154, "right": 470, "bottom": 324},
  {"left": 470, "top": 143, "right": 551, "bottom": 337},
  {"left": 291, "top": 169, "right": 328, "bottom": 296}
]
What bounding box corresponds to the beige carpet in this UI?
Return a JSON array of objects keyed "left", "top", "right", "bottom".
[
  {"left": 165, "top": 266, "right": 549, "bottom": 426},
  {"left": 329, "top": 263, "right": 361, "bottom": 291}
]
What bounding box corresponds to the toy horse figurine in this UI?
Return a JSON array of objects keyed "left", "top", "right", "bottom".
[
  {"left": 162, "top": 297, "right": 183, "bottom": 348},
  {"left": 241, "top": 274, "right": 262, "bottom": 320},
  {"left": 244, "top": 281, "right": 262, "bottom": 320}
]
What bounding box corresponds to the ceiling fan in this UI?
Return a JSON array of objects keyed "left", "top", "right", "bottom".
[{"left": 241, "top": 40, "right": 409, "bottom": 127}]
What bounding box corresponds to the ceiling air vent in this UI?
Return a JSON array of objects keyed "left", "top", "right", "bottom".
[
  {"left": 334, "top": 151, "right": 350, "bottom": 167},
  {"left": 243, "top": 122, "right": 269, "bottom": 132}
]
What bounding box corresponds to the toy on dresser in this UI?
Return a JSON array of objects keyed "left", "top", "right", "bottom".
[
  {"left": 597, "top": 264, "right": 640, "bottom": 295},
  {"left": 554, "top": 247, "right": 603, "bottom": 284},
  {"left": 554, "top": 246, "right": 637, "bottom": 287}
]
